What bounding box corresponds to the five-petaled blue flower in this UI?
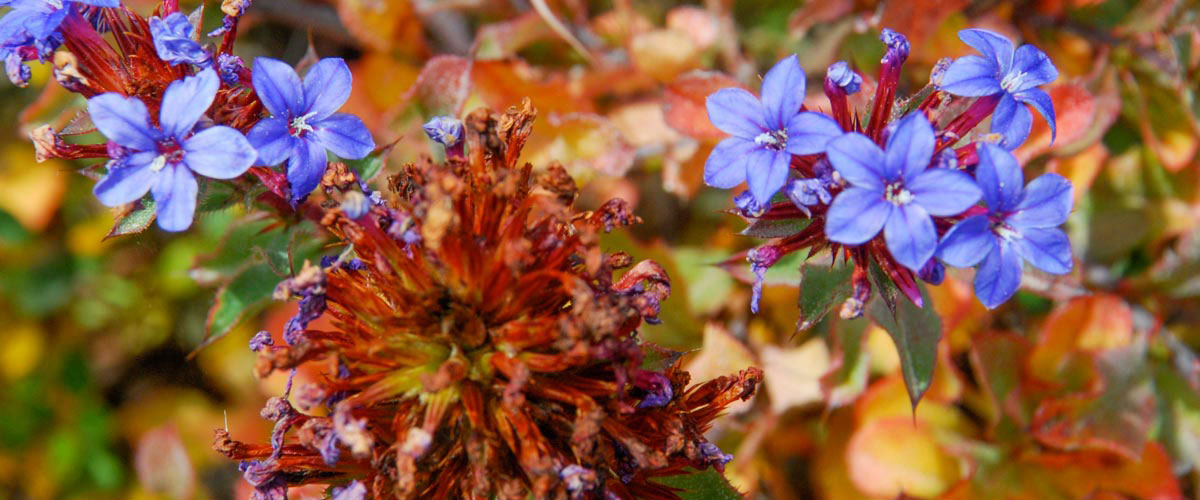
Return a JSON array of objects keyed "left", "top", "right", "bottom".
[
  {"left": 89, "top": 68, "right": 257, "bottom": 231},
  {"left": 704, "top": 54, "right": 843, "bottom": 206},
  {"left": 247, "top": 57, "right": 375, "bottom": 202},
  {"left": 939, "top": 29, "right": 1058, "bottom": 149},
  {"left": 824, "top": 112, "right": 982, "bottom": 271},
  {"left": 149, "top": 12, "right": 210, "bottom": 66},
  {"left": 938, "top": 143, "right": 1073, "bottom": 308}
]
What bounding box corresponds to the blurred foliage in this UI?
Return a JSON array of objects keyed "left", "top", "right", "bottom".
[{"left": 1, "top": 0, "right": 1199, "bottom": 498}]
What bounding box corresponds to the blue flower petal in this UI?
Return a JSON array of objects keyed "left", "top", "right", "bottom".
[
  {"left": 312, "top": 113, "right": 375, "bottom": 160},
  {"left": 706, "top": 88, "right": 767, "bottom": 140},
  {"left": 1012, "top": 227, "right": 1072, "bottom": 274},
  {"left": 745, "top": 148, "right": 789, "bottom": 206},
  {"left": 826, "top": 187, "right": 890, "bottom": 245},
  {"left": 183, "top": 126, "right": 257, "bottom": 179},
  {"left": 1009, "top": 172, "right": 1073, "bottom": 229},
  {"left": 246, "top": 116, "right": 295, "bottom": 166},
  {"left": 938, "top": 55, "right": 1002, "bottom": 97},
  {"left": 151, "top": 163, "right": 199, "bottom": 232},
  {"left": 252, "top": 57, "right": 304, "bottom": 118},
  {"left": 826, "top": 132, "right": 887, "bottom": 190},
  {"left": 149, "top": 13, "right": 210, "bottom": 66},
  {"left": 1009, "top": 44, "right": 1058, "bottom": 92},
  {"left": 974, "top": 241, "right": 1022, "bottom": 308},
  {"left": 958, "top": 29, "right": 1014, "bottom": 74},
  {"left": 1015, "top": 87, "right": 1056, "bottom": 143},
  {"left": 286, "top": 138, "right": 328, "bottom": 201},
  {"left": 883, "top": 203, "right": 937, "bottom": 271},
  {"left": 784, "top": 111, "right": 841, "bottom": 155},
  {"left": 974, "top": 142, "right": 1024, "bottom": 211},
  {"left": 704, "top": 137, "right": 755, "bottom": 188},
  {"left": 885, "top": 112, "right": 936, "bottom": 182},
  {"left": 160, "top": 68, "right": 219, "bottom": 139},
  {"left": 87, "top": 93, "right": 159, "bottom": 151},
  {"left": 759, "top": 54, "right": 805, "bottom": 131},
  {"left": 93, "top": 157, "right": 156, "bottom": 206},
  {"left": 907, "top": 167, "right": 981, "bottom": 216},
  {"left": 302, "top": 58, "right": 352, "bottom": 121},
  {"left": 938, "top": 214, "right": 996, "bottom": 268},
  {"left": 73, "top": 0, "right": 120, "bottom": 7},
  {"left": 990, "top": 92, "right": 1033, "bottom": 150}
]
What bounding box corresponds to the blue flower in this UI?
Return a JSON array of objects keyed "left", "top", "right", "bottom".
[
  {"left": 89, "top": 68, "right": 257, "bottom": 231},
  {"left": 1, "top": 0, "right": 118, "bottom": 85},
  {"left": 246, "top": 57, "right": 375, "bottom": 202},
  {"left": 216, "top": 53, "right": 245, "bottom": 85},
  {"left": 733, "top": 190, "right": 766, "bottom": 217},
  {"left": 149, "top": 12, "right": 210, "bottom": 66},
  {"left": 938, "top": 143, "right": 1073, "bottom": 308},
  {"left": 825, "top": 61, "right": 861, "bottom": 94},
  {"left": 704, "top": 54, "right": 843, "bottom": 205},
  {"left": 784, "top": 159, "right": 836, "bottom": 217},
  {"left": 939, "top": 29, "right": 1058, "bottom": 149},
  {"left": 422, "top": 116, "right": 462, "bottom": 147},
  {"left": 824, "top": 112, "right": 982, "bottom": 271}
]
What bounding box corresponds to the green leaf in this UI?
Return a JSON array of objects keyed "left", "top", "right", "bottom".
[
  {"left": 105, "top": 198, "right": 156, "bottom": 239},
  {"left": 196, "top": 181, "right": 237, "bottom": 213},
  {"left": 820, "top": 317, "right": 870, "bottom": 409},
  {"left": 866, "top": 264, "right": 942, "bottom": 410},
  {"left": 796, "top": 255, "right": 853, "bottom": 330},
  {"left": 203, "top": 263, "right": 278, "bottom": 345},
  {"left": 0, "top": 208, "right": 30, "bottom": 245},
  {"left": 639, "top": 342, "right": 686, "bottom": 372},
  {"left": 345, "top": 140, "right": 398, "bottom": 184},
  {"left": 740, "top": 217, "right": 812, "bottom": 239},
  {"left": 651, "top": 468, "right": 743, "bottom": 500}
]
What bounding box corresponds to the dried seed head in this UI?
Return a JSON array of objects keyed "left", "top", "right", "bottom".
[{"left": 217, "top": 104, "right": 761, "bottom": 500}]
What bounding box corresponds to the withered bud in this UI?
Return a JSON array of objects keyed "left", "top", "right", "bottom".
[{"left": 31, "top": 125, "right": 58, "bottom": 163}]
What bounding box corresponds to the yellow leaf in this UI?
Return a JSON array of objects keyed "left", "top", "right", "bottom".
[
  {"left": 760, "top": 338, "right": 830, "bottom": 414},
  {"left": 0, "top": 144, "right": 67, "bottom": 232},
  {"left": 845, "top": 417, "right": 962, "bottom": 498},
  {"left": 684, "top": 323, "right": 758, "bottom": 415},
  {"left": 0, "top": 323, "right": 44, "bottom": 380}
]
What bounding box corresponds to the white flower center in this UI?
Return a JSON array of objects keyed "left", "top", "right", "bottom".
[
  {"left": 994, "top": 223, "right": 1021, "bottom": 242},
  {"left": 1000, "top": 71, "right": 1027, "bottom": 92},
  {"left": 884, "top": 182, "right": 913, "bottom": 205},
  {"left": 290, "top": 111, "right": 317, "bottom": 137},
  {"left": 150, "top": 155, "right": 168, "bottom": 172},
  {"left": 754, "top": 130, "right": 788, "bottom": 151}
]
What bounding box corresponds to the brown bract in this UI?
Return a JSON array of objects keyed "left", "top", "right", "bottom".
[{"left": 216, "top": 99, "right": 762, "bottom": 500}]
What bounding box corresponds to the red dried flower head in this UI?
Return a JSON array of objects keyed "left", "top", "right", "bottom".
[{"left": 215, "top": 100, "right": 762, "bottom": 500}]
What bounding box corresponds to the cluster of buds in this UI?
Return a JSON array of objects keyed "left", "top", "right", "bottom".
[
  {"left": 703, "top": 28, "right": 1074, "bottom": 313},
  {"left": 214, "top": 101, "right": 763, "bottom": 500},
  {"left": 7, "top": 0, "right": 375, "bottom": 231}
]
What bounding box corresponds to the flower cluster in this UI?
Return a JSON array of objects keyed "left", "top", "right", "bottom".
[
  {"left": 9, "top": 0, "right": 374, "bottom": 230},
  {"left": 214, "top": 102, "right": 762, "bottom": 500},
  {"left": 704, "top": 28, "right": 1071, "bottom": 311}
]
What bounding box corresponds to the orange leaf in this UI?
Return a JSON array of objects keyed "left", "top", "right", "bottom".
[
  {"left": 404, "top": 55, "right": 472, "bottom": 118},
  {"left": 663, "top": 70, "right": 747, "bottom": 140},
  {"left": 1027, "top": 294, "right": 1133, "bottom": 385},
  {"left": 336, "top": 0, "right": 425, "bottom": 53}
]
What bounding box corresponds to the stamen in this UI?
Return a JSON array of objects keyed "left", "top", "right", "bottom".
[
  {"left": 884, "top": 182, "right": 914, "bottom": 205},
  {"left": 753, "top": 130, "right": 788, "bottom": 151},
  {"left": 1000, "top": 71, "right": 1026, "bottom": 92},
  {"left": 290, "top": 112, "right": 317, "bottom": 137},
  {"left": 150, "top": 155, "right": 168, "bottom": 172}
]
